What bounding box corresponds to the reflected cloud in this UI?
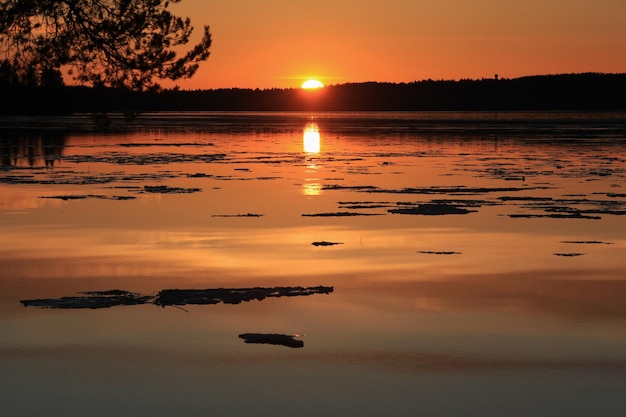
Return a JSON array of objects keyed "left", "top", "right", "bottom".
[
  {"left": 343, "top": 269, "right": 626, "bottom": 321},
  {"left": 0, "top": 188, "right": 65, "bottom": 211},
  {"left": 302, "top": 350, "right": 626, "bottom": 374}
]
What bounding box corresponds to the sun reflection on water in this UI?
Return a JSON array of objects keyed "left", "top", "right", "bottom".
[
  {"left": 303, "top": 122, "right": 321, "bottom": 154},
  {"left": 302, "top": 122, "right": 322, "bottom": 195},
  {"left": 303, "top": 182, "right": 321, "bottom": 196}
]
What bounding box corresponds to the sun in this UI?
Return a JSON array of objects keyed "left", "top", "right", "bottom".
[{"left": 301, "top": 79, "right": 324, "bottom": 89}]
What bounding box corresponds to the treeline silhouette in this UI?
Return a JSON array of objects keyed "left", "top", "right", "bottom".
[{"left": 2, "top": 73, "right": 625, "bottom": 114}]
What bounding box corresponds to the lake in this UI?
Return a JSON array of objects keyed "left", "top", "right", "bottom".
[{"left": 1, "top": 111, "right": 626, "bottom": 416}]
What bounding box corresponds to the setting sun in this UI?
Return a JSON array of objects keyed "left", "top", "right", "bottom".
[{"left": 301, "top": 79, "right": 324, "bottom": 89}]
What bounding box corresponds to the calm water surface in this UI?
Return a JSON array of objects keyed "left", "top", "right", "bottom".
[{"left": 1, "top": 112, "right": 625, "bottom": 416}]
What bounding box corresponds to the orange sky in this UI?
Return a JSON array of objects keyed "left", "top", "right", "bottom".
[{"left": 166, "top": 0, "right": 626, "bottom": 90}]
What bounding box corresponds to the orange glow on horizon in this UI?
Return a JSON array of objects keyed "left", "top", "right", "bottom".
[
  {"left": 301, "top": 79, "right": 324, "bottom": 89},
  {"left": 157, "top": 1, "right": 626, "bottom": 90}
]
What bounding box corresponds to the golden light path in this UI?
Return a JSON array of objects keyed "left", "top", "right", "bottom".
[
  {"left": 302, "top": 122, "right": 321, "bottom": 153},
  {"left": 301, "top": 79, "right": 324, "bottom": 89},
  {"left": 302, "top": 122, "right": 321, "bottom": 196}
]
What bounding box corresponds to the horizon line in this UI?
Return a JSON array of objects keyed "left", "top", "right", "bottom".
[{"left": 162, "top": 71, "right": 626, "bottom": 92}]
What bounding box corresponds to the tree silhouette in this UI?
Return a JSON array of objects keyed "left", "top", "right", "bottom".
[{"left": 0, "top": 0, "right": 212, "bottom": 90}]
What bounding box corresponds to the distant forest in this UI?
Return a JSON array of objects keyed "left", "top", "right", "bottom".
[{"left": 2, "top": 73, "right": 626, "bottom": 114}]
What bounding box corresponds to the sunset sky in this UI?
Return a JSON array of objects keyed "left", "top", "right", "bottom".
[{"left": 167, "top": 0, "right": 626, "bottom": 90}]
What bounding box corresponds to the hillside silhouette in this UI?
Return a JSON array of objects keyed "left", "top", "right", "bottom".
[{"left": 2, "top": 73, "right": 626, "bottom": 114}]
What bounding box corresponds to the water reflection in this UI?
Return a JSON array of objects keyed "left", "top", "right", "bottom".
[
  {"left": 2, "top": 113, "right": 626, "bottom": 417},
  {"left": 303, "top": 122, "right": 322, "bottom": 196},
  {"left": 0, "top": 133, "right": 67, "bottom": 167},
  {"left": 303, "top": 122, "right": 321, "bottom": 154},
  {"left": 302, "top": 182, "right": 321, "bottom": 196}
]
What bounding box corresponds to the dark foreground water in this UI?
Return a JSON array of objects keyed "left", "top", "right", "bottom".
[{"left": 1, "top": 112, "right": 625, "bottom": 416}]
